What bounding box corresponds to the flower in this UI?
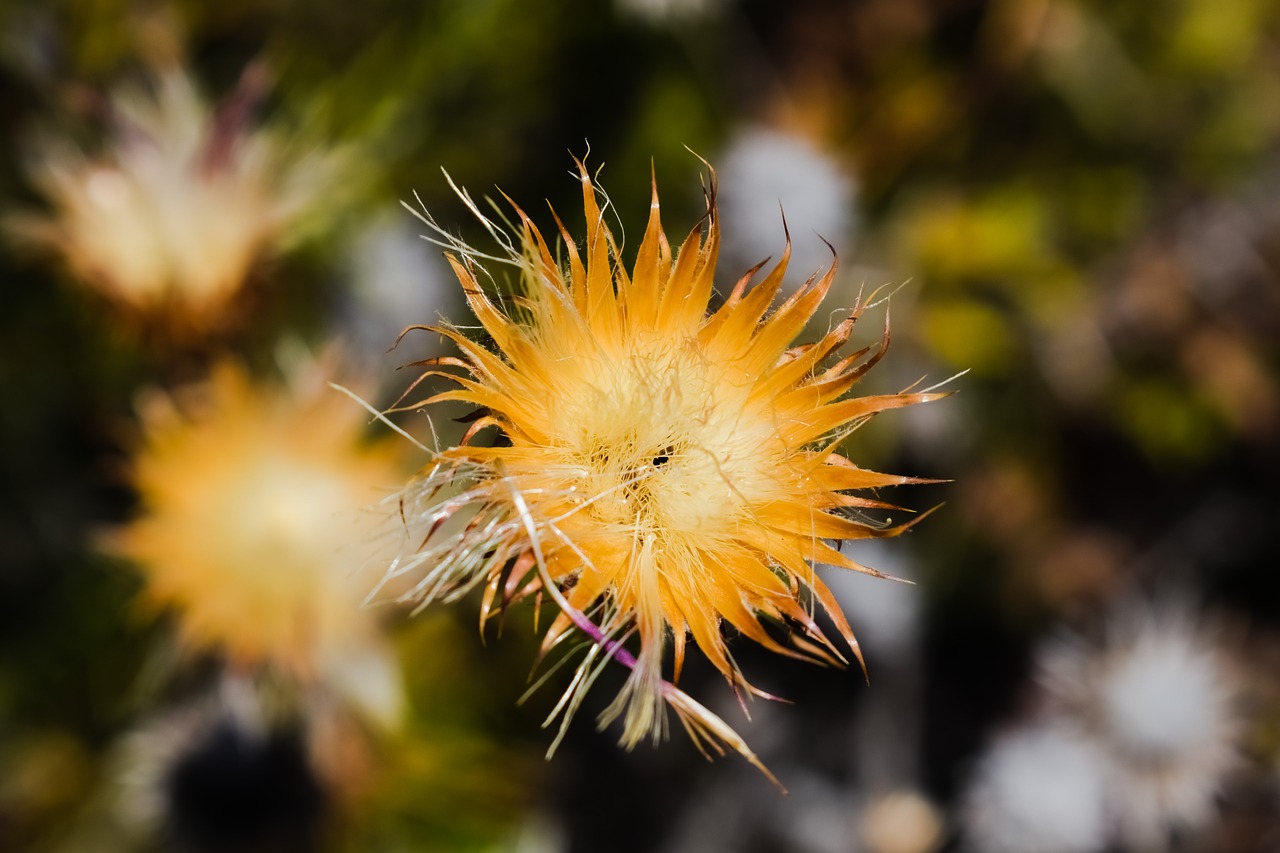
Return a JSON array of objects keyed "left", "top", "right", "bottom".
[
  {"left": 960, "top": 719, "right": 1111, "bottom": 853},
  {"left": 389, "top": 160, "right": 943, "bottom": 780},
  {"left": 1038, "top": 604, "right": 1241, "bottom": 844},
  {"left": 10, "top": 63, "right": 345, "bottom": 335},
  {"left": 860, "top": 789, "right": 945, "bottom": 853},
  {"left": 115, "top": 677, "right": 330, "bottom": 850},
  {"left": 112, "top": 356, "right": 405, "bottom": 679}
]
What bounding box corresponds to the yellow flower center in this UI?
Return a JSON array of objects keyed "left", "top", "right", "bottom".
[{"left": 550, "top": 334, "right": 776, "bottom": 548}]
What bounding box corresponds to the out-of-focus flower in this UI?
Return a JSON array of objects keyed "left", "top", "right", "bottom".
[
  {"left": 340, "top": 214, "right": 455, "bottom": 373},
  {"left": 822, "top": 540, "right": 921, "bottom": 662},
  {"left": 960, "top": 719, "right": 1111, "bottom": 853},
  {"left": 1039, "top": 604, "right": 1242, "bottom": 844},
  {"left": 110, "top": 624, "right": 534, "bottom": 853},
  {"left": 665, "top": 765, "right": 848, "bottom": 853},
  {"left": 717, "top": 127, "right": 857, "bottom": 292},
  {"left": 9, "top": 63, "right": 346, "bottom": 335},
  {"left": 111, "top": 355, "right": 405, "bottom": 686},
  {"left": 116, "top": 677, "right": 336, "bottom": 852},
  {"left": 860, "top": 789, "right": 945, "bottom": 853},
  {"left": 386, "top": 159, "right": 943, "bottom": 782}
]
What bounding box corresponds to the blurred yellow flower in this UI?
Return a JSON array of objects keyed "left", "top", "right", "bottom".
[
  {"left": 390, "top": 161, "right": 943, "bottom": 780},
  {"left": 114, "top": 358, "right": 404, "bottom": 679},
  {"left": 10, "top": 64, "right": 344, "bottom": 335}
]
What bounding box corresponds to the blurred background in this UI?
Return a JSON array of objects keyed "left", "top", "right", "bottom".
[{"left": 1, "top": 0, "right": 1279, "bottom": 851}]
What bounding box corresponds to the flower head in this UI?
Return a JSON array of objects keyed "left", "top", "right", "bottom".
[
  {"left": 10, "top": 63, "right": 345, "bottom": 335},
  {"left": 115, "top": 678, "right": 331, "bottom": 848},
  {"left": 389, "top": 160, "right": 943, "bottom": 778},
  {"left": 113, "top": 357, "right": 405, "bottom": 678},
  {"left": 1038, "top": 604, "right": 1241, "bottom": 843}
]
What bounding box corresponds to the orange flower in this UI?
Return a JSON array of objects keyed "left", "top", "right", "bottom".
[
  {"left": 10, "top": 64, "right": 346, "bottom": 335},
  {"left": 114, "top": 359, "right": 404, "bottom": 682},
  {"left": 390, "top": 160, "right": 944, "bottom": 781}
]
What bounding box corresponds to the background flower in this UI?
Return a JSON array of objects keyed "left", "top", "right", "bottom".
[
  {"left": 960, "top": 719, "right": 1111, "bottom": 853},
  {"left": 9, "top": 62, "right": 349, "bottom": 337},
  {"left": 716, "top": 127, "right": 858, "bottom": 294},
  {"left": 1038, "top": 603, "right": 1243, "bottom": 845},
  {"left": 111, "top": 356, "right": 404, "bottom": 680}
]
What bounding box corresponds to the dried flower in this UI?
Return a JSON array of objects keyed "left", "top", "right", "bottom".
[
  {"left": 1038, "top": 604, "right": 1242, "bottom": 844},
  {"left": 115, "top": 677, "right": 330, "bottom": 849},
  {"left": 112, "top": 357, "right": 404, "bottom": 681},
  {"left": 387, "top": 160, "right": 943, "bottom": 781},
  {"left": 10, "top": 63, "right": 345, "bottom": 335}
]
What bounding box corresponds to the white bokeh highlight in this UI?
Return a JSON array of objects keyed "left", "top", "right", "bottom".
[{"left": 717, "top": 128, "right": 857, "bottom": 293}]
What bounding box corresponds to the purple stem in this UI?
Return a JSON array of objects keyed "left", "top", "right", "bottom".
[
  {"left": 201, "top": 61, "right": 271, "bottom": 176},
  {"left": 563, "top": 607, "right": 638, "bottom": 669}
]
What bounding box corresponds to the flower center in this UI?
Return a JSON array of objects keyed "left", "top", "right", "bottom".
[{"left": 556, "top": 340, "right": 772, "bottom": 538}]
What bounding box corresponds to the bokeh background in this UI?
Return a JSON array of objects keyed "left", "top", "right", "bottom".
[{"left": 2, "top": 1, "right": 1279, "bottom": 851}]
